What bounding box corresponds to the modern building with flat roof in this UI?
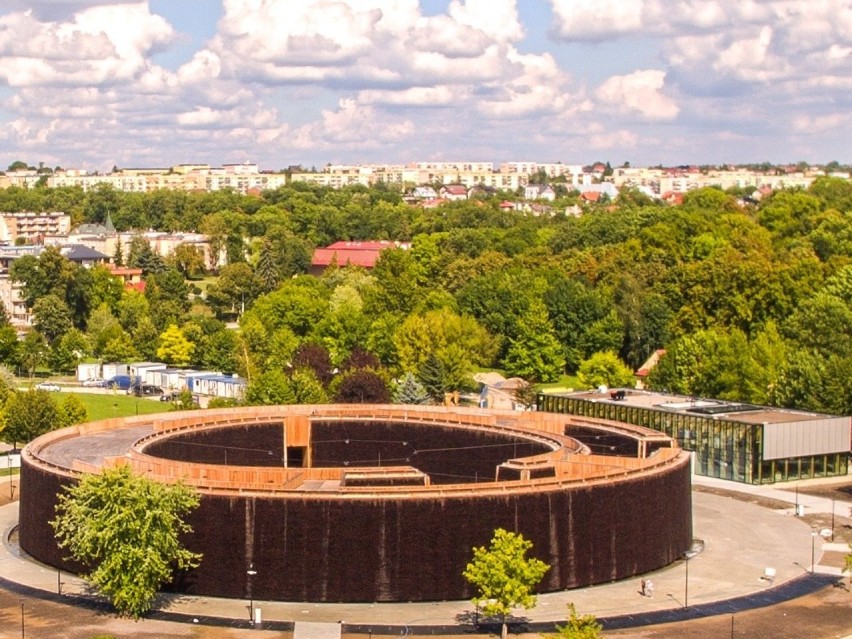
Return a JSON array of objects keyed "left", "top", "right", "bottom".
[{"left": 538, "top": 389, "right": 851, "bottom": 484}]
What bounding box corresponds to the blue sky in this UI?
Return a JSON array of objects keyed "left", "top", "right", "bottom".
[{"left": 0, "top": 1, "right": 849, "bottom": 172}]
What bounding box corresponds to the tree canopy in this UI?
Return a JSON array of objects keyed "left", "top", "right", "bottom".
[
  {"left": 0, "top": 176, "right": 849, "bottom": 415},
  {"left": 463, "top": 528, "right": 550, "bottom": 639},
  {"left": 51, "top": 465, "right": 201, "bottom": 619}
]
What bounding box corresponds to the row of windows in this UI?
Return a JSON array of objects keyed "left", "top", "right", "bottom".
[{"left": 539, "top": 395, "right": 849, "bottom": 484}]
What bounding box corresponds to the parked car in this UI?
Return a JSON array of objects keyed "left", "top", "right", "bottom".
[
  {"left": 82, "top": 378, "right": 105, "bottom": 387},
  {"left": 160, "top": 390, "right": 181, "bottom": 402},
  {"left": 129, "top": 384, "right": 162, "bottom": 397},
  {"left": 36, "top": 382, "right": 61, "bottom": 392}
]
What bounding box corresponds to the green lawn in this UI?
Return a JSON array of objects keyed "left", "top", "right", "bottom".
[
  {"left": 66, "top": 392, "right": 174, "bottom": 422},
  {"left": 538, "top": 374, "right": 580, "bottom": 392}
]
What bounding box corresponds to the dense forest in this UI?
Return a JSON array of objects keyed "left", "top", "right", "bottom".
[{"left": 0, "top": 176, "right": 849, "bottom": 419}]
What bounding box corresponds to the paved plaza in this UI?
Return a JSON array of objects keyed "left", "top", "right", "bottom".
[{"left": 1, "top": 474, "right": 850, "bottom": 635}]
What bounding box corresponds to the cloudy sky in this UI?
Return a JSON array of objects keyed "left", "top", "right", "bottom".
[{"left": 0, "top": 0, "right": 850, "bottom": 172}]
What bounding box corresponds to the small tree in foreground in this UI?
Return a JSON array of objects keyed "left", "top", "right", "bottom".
[
  {"left": 51, "top": 465, "right": 202, "bottom": 619},
  {"left": 463, "top": 528, "right": 550, "bottom": 639},
  {"left": 546, "top": 603, "right": 603, "bottom": 639}
]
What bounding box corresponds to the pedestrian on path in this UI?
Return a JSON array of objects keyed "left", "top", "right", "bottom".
[
  {"left": 640, "top": 579, "right": 646, "bottom": 596},
  {"left": 645, "top": 579, "right": 654, "bottom": 597}
]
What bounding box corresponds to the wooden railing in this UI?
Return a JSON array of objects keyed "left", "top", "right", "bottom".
[{"left": 24, "top": 405, "right": 688, "bottom": 497}]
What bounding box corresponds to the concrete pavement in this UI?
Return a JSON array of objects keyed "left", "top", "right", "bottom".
[{"left": 1, "top": 474, "right": 849, "bottom": 633}]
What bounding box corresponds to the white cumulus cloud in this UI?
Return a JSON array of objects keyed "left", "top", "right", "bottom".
[{"left": 596, "top": 70, "right": 680, "bottom": 120}]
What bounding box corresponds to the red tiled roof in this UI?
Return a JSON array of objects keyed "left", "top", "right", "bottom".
[
  {"left": 312, "top": 249, "right": 381, "bottom": 269},
  {"left": 312, "top": 241, "right": 410, "bottom": 269},
  {"left": 581, "top": 191, "right": 601, "bottom": 202},
  {"left": 324, "top": 241, "right": 402, "bottom": 251}
]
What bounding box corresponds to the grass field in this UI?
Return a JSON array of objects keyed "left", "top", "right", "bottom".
[{"left": 64, "top": 391, "right": 174, "bottom": 421}]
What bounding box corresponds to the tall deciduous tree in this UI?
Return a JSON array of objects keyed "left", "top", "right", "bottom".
[
  {"left": 577, "top": 352, "right": 635, "bottom": 390},
  {"left": 244, "top": 369, "right": 295, "bottom": 405},
  {"left": 156, "top": 324, "right": 194, "bottom": 367},
  {"left": 32, "top": 293, "right": 74, "bottom": 342},
  {"left": 17, "top": 331, "right": 49, "bottom": 378},
  {"left": 502, "top": 300, "right": 565, "bottom": 383},
  {"left": 463, "top": 528, "right": 549, "bottom": 639},
  {"left": 51, "top": 465, "right": 201, "bottom": 619}
]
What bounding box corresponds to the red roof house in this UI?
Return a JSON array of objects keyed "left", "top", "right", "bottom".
[{"left": 310, "top": 240, "right": 411, "bottom": 275}]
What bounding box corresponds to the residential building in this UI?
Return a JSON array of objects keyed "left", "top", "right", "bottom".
[
  {"left": 523, "top": 184, "right": 556, "bottom": 201},
  {"left": 0, "top": 211, "right": 71, "bottom": 244},
  {"left": 310, "top": 240, "right": 410, "bottom": 275}
]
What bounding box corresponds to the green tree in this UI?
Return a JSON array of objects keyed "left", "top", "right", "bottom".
[
  {"left": 32, "top": 293, "right": 74, "bottom": 342},
  {"left": 168, "top": 388, "right": 198, "bottom": 411},
  {"left": 156, "top": 324, "right": 195, "bottom": 367},
  {"left": 130, "top": 316, "right": 160, "bottom": 361},
  {"left": 87, "top": 303, "right": 124, "bottom": 357},
  {"left": 169, "top": 244, "right": 206, "bottom": 279},
  {"left": 205, "top": 262, "right": 262, "bottom": 319},
  {"left": 392, "top": 372, "right": 431, "bottom": 405},
  {"left": 366, "top": 247, "right": 422, "bottom": 314},
  {"left": 502, "top": 301, "right": 566, "bottom": 383},
  {"left": 288, "top": 367, "right": 328, "bottom": 404},
  {"left": 463, "top": 528, "right": 550, "bottom": 639},
  {"left": 1, "top": 389, "right": 63, "bottom": 447},
  {"left": 17, "top": 331, "right": 49, "bottom": 378},
  {"left": 577, "top": 352, "right": 635, "bottom": 390},
  {"left": 59, "top": 393, "right": 88, "bottom": 426},
  {"left": 102, "top": 332, "right": 139, "bottom": 363},
  {"left": 547, "top": 604, "right": 603, "bottom": 639},
  {"left": 48, "top": 328, "right": 89, "bottom": 373},
  {"left": 89, "top": 265, "right": 125, "bottom": 314},
  {"left": 394, "top": 308, "right": 498, "bottom": 377},
  {"left": 244, "top": 370, "right": 295, "bottom": 405},
  {"left": 0, "top": 325, "right": 18, "bottom": 365},
  {"left": 51, "top": 465, "right": 201, "bottom": 619}
]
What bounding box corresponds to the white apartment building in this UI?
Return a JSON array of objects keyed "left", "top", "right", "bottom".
[{"left": 0, "top": 211, "right": 71, "bottom": 244}]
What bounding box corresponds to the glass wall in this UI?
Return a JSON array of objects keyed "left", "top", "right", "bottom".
[{"left": 537, "top": 394, "right": 848, "bottom": 485}]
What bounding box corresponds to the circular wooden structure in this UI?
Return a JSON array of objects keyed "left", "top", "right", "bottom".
[{"left": 19, "top": 404, "right": 692, "bottom": 602}]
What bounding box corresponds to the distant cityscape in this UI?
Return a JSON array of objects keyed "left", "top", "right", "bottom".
[{"left": 2, "top": 160, "right": 849, "bottom": 197}]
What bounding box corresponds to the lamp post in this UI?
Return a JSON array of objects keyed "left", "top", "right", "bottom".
[
  {"left": 831, "top": 500, "right": 835, "bottom": 542},
  {"left": 684, "top": 553, "right": 689, "bottom": 609},
  {"left": 20, "top": 600, "right": 24, "bottom": 639},
  {"left": 810, "top": 530, "right": 817, "bottom": 574},
  {"left": 246, "top": 564, "right": 257, "bottom": 623}
]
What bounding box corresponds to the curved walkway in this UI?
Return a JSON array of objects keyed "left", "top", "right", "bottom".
[{"left": 1, "top": 476, "right": 849, "bottom": 634}]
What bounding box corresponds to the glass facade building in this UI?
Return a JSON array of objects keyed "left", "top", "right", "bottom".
[{"left": 538, "top": 390, "right": 850, "bottom": 484}]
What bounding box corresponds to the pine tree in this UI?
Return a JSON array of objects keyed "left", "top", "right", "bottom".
[
  {"left": 393, "top": 372, "right": 431, "bottom": 405},
  {"left": 417, "top": 353, "right": 446, "bottom": 402}
]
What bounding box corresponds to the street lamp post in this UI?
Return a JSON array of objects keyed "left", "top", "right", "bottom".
[
  {"left": 247, "top": 564, "right": 257, "bottom": 623},
  {"left": 684, "top": 554, "right": 689, "bottom": 609},
  {"left": 810, "top": 530, "right": 819, "bottom": 574},
  {"left": 20, "top": 600, "right": 24, "bottom": 639},
  {"left": 831, "top": 500, "right": 835, "bottom": 542}
]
